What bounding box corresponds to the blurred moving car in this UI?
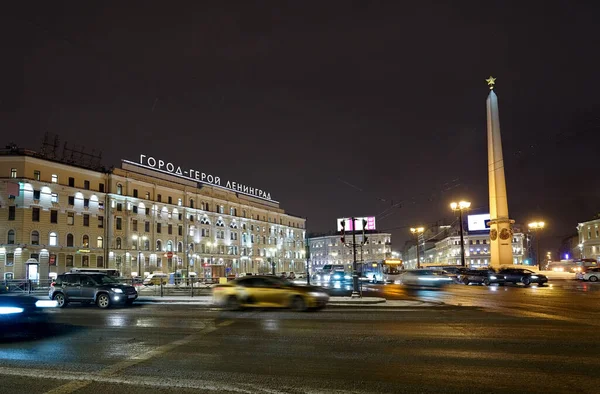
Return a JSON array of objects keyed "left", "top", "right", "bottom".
[
  {"left": 312, "top": 264, "right": 345, "bottom": 281},
  {"left": 1, "top": 290, "right": 55, "bottom": 329},
  {"left": 329, "top": 270, "right": 352, "bottom": 283},
  {"left": 50, "top": 272, "right": 138, "bottom": 308},
  {"left": 577, "top": 267, "right": 600, "bottom": 282},
  {"left": 460, "top": 269, "right": 505, "bottom": 286},
  {"left": 429, "top": 266, "right": 468, "bottom": 284},
  {"left": 399, "top": 269, "right": 453, "bottom": 287},
  {"left": 143, "top": 273, "right": 168, "bottom": 286},
  {"left": 212, "top": 275, "right": 329, "bottom": 311},
  {"left": 497, "top": 268, "right": 547, "bottom": 286}
]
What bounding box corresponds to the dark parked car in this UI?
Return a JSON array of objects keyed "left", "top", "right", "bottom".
[
  {"left": 460, "top": 269, "right": 505, "bottom": 286},
  {"left": 498, "top": 268, "right": 547, "bottom": 286},
  {"left": 49, "top": 273, "right": 138, "bottom": 308}
]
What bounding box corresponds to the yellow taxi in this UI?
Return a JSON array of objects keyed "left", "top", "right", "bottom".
[{"left": 212, "top": 275, "right": 329, "bottom": 311}]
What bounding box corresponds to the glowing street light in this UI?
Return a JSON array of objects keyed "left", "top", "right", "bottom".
[
  {"left": 450, "top": 201, "right": 471, "bottom": 267},
  {"left": 528, "top": 221, "right": 545, "bottom": 270},
  {"left": 410, "top": 227, "right": 425, "bottom": 268}
]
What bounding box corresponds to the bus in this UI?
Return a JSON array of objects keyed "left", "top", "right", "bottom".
[
  {"left": 382, "top": 259, "right": 404, "bottom": 283},
  {"left": 547, "top": 259, "right": 598, "bottom": 273},
  {"left": 360, "top": 259, "right": 404, "bottom": 284},
  {"left": 68, "top": 268, "right": 121, "bottom": 277}
]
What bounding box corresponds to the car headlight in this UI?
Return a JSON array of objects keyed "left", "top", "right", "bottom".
[
  {"left": 35, "top": 300, "right": 58, "bottom": 308},
  {"left": 333, "top": 275, "right": 341, "bottom": 280},
  {"left": 530, "top": 276, "right": 538, "bottom": 279},
  {"left": 344, "top": 275, "right": 352, "bottom": 280},
  {"left": 111, "top": 288, "right": 124, "bottom": 293},
  {"left": 0, "top": 307, "right": 24, "bottom": 315},
  {"left": 489, "top": 276, "right": 497, "bottom": 280},
  {"left": 308, "top": 292, "right": 327, "bottom": 298}
]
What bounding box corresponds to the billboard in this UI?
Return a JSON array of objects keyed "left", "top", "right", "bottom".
[
  {"left": 467, "top": 213, "right": 491, "bottom": 232},
  {"left": 337, "top": 217, "right": 376, "bottom": 232}
]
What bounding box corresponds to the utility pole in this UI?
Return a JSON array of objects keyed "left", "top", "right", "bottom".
[
  {"left": 305, "top": 218, "right": 310, "bottom": 285},
  {"left": 351, "top": 218, "right": 358, "bottom": 297},
  {"left": 341, "top": 217, "right": 368, "bottom": 298}
]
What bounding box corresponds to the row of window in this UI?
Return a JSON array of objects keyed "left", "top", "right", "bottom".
[
  {"left": 113, "top": 187, "right": 303, "bottom": 228},
  {"left": 7, "top": 203, "right": 300, "bottom": 237},
  {"left": 582, "top": 227, "right": 600, "bottom": 240},
  {"left": 10, "top": 169, "right": 105, "bottom": 192},
  {"left": 8, "top": 207, "right": 105, "bottom": 228},
  {"left": 6, "top": 230, "right": 102, "bottom": 248},
  {"left": 2, "top": 253, "right": 104, "bottom": 268}
]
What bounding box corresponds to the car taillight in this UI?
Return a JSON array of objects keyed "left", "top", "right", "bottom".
[{"left": 50, "top": 282, "right": 55, "bottom": 287}]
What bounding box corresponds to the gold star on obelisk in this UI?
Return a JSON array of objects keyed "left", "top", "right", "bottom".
[{"left": 486, "top": 76, "right": 496, "bottom": 90}]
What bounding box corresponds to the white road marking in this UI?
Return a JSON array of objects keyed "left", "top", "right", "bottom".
[{"left": 41, "top": 320, "right": 233, "bottom": 394}]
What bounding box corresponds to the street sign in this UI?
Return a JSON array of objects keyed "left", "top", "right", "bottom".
[{"left": 167, "top": 251, "right": 173, "bottom": 259}]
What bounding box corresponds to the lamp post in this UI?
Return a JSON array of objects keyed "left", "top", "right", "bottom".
[
  {"left": 410, "top": 227, "right": 425, "bottom": 268},
  {"left": 528, "top": 221, "right": 545, "bottom": 270},
  {"left": 450, "top": 201, "right": 471, "bottom": 267}
]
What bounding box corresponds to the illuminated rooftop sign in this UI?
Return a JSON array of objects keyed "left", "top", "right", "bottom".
[
  {"left": 467, "top": 213, "right": 491, "bottom": 232},
  {"left": 336, "top": 217, "right": 376, "bottom": 231},
  {"left": 123, "top": 154, "right": 275, "bottom": 202}
]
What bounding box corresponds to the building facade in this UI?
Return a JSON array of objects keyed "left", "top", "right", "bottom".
[
  {"left": 403, "top": 232, "right": 526, "bottom": 269},
  {"left": 577, "top": 218, "right": 600, "bottom": 261},
  {"left": 0, "top": 149, "right": 306, "bottom": 281},
  {"left": 308, "top": 232, "right": 392, "bottom": 271}
]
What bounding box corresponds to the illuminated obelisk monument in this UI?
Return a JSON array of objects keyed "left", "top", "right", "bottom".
[{"left": 486, "top": 76, "right": 514, "bottom": 269}]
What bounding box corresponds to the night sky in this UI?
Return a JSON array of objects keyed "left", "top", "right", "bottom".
[{"left": 2, "top": 1, "right": 598, "bottom": 254}]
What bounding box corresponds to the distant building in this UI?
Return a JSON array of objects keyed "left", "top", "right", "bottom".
[
  {"left": 577, "top": 218, "right": 600, "bottom": 261},
  {"left": 403, "top": 225, "right": 526, "bottom": 269},
  {"left": 308, "top": 232, "right": 392, "bottom": 270}
]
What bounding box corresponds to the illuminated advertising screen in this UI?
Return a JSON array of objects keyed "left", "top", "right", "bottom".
[
  {"left": 337, "top": 217, "right": 376, "bottom": 231},
  {"left": 467, "top": 213, "right": 491, "bottom": 232}
]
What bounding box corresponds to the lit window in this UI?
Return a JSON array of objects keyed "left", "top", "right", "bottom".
[
  {"left": 97, "top": 236, "right": 103, "bottom": 248},
  {"left": 49, "top": 232, "right": 58, "bottom": 246},
  {"left": 51, "top": 174, "right": 58, "bottom": 183},
  {"left": 7, "top": 230, "right": 15, "bottom": 244},
  {"left": 31, "top": 231, "right": 40, "bottom": 245},
  {"left": 10, "top": 168, "right": 17, "bottom": 178},
  {"left": 51, "top": 193, "right": 58, "bottom": 203}
]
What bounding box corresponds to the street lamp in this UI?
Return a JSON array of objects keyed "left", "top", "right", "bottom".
[
  {"left": 410, "top": 227, "right": 425, "bottom": 268},
  {"left": 450, "top": 201, "right": 471, "bottom": 267},
  {"left": 528, "top": 221, "right": 545, "bottom": 270}
]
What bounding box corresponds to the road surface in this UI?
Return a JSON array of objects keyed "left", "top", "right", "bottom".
[{"left": 1, "top": 281, "right": 600, "bottom": 393}]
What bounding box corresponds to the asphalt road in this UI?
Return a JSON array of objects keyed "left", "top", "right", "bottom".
[{"left": 2, "top": 282, "right": 600, "bottom": 394}]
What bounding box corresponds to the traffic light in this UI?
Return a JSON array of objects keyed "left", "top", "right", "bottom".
[
  {"left": 340, "top": 220, "right": 345, "bottom": 243},
  {"left": 362, "top": 219, "right": 368, "bottom": 243}
]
